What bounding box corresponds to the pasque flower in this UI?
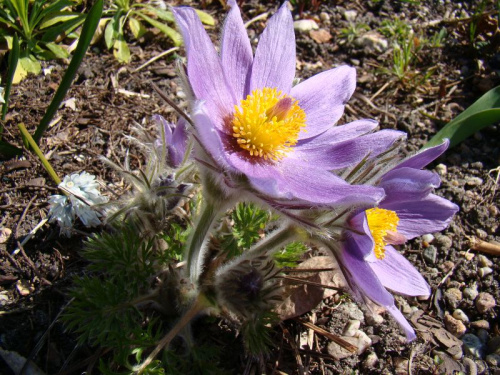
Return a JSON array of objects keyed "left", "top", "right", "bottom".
[
  {"left": 332, "top": 141, "right": 459, "bottom": 340},
  {"left": 172, "top": 1, "right": 404, "bottom": 209},
  {"left": 153, "top": 114, "right": 188, "bottom": 169}
]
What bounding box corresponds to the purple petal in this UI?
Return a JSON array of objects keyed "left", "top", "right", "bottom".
[
  {"left": 341, "top": 229, "right": 417, "bottom": 341},
  {"left": 386, "top": 305, "right": 417, "bottom": 341},
  {"left": 291, "top": 66, "right": 357, "bottom": 139},
  {"left": 297, "top": 119, "right": 378, "bottom": 148},
  {"left": 169, "top": 118, "right": 188, "bottom": 167},
  {"left": 292, "top": 129, "right": 405, "bottom": 170},
  {"left": 381, "top": 194, "right": 459, "bottom": 239},
  {"left": 248, "top": 159, "right": 386, "bottom": 205},
  {"left": 249, "top": 2, "right": 295, "bottom": 94},
  {"left": 379, "top": 167, "right": 442, "bottom": 203},
  {"left": 191, "top": 103, "right": 234, "bottom": 171},
  {"left": 394, "top": 140, "right": 449, "bottom": 170},
  {"left": 341, "top": 230, "right": 394, "bottom": 307},
  {"left": 173, "top": 7, "right": 235, "bottom": 128},
  {"left": 221, "top": 0, "right": 253, "bottom": 100},
  {"left": 369, "top": 246, "right": 431, "bottom": 297}
]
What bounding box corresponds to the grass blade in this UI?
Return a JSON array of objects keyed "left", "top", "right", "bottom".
[
  {"left": 33, "top": 0, "right": 104, "bottom": 144},
  {"left": 1, "top": 33, "right": 19, "bottom": 124},
  {"left": 423, "top": 85, "right": 500, "bottom": 149}
]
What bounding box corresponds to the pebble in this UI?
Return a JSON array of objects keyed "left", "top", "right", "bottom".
[
  {"left": 327, "top": 331, "right": 372, "bottom": 359},
  {"left": 440, "top": 261, "right": 455, "bottom": 273},
  {"left": 435, "top": 234, "right": 453, "bottom": 249},
  {"left": 343, "top": 10, "right": 357, "bottom": 22},
  {"left": 477, "top": 329, "right": 489, "bottom": 343},
  {"left": 452, "top": 309, "right": 469, "bottom": 323},
  {"left": 466, "top": 176, "right": 484, "bottom": 186},
  {"left": 319, "top": 12, "right": 330, "bottom": 23},
  {"left": 422, "top": 233, "right": 435, "bottom": 244},
  {"left": 463, "top": 283, "right": 479, "bottom": 301},
  {"left": 293, "top": 19, "right": 319, "bottom": 33},
  {"left": 477, "top": 255, "right": 493, "bottom": 268},
  {"left": 471, "top": 320, "right": 490, "bottom": 330},
  {"left": 486, "top": 354, "right": 500, "bottom": 366},
  {"left": 478, "top": 267, "right": 493, "bottom": 278},
  {"left": 354, "top": 31, "right": 388, "bottom": 53},
  {"left": 343, "top": 320, "right": 361, "bottom": 337},
  {"left": 15, "top": 280, "right": 33, "bottom": 296},
  {"left": 423, "top": 245, "right": 437, "bottom": 264},
  {"left": 0, "top": 292, "right": 9, "bottom": 306},
  {"left": 476, "top": 229, "right": 488, "bottom": 239},
  {"left": 340, "top": 302, "right": 365, "bottom": 321},
  {"left": 444, "top": 288, "right": 463, "bottom": 309},
  {"left": 476, "top": 292, "right": 496, "bottom": 314},
  {"left": 445, "top": 314, "right": 467, "bottom": 337},
  {"left": 394, "top": 357, "right": 409, "bottom": 375},
  {"left": 363, "top": 352, "right": 378, "bottom": 368},
  {"left": 462, "top": 333, "right": 486, "bottom": 359},
  {"left": 488, "top": 205, "right": 498, "bottom": 216},
  {"left": 435, "top": 163, "right": 447, "bottom": 176}
]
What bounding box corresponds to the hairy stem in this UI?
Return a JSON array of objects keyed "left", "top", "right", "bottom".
[
  {"left": 249, "top": 223, "right": 300, "bottom": 257},
  {"left": 136, "top": 294, "right": 207, "bottom": 373}
]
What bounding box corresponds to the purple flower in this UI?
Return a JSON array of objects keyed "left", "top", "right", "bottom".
[
  {"left": 153, "top": 114, "right": 188, "bottom": 169},
  {"left": 172, "top": 1, "right": 404, "bottom": 208},
  {"left": 338, "top": 141, "right": 459, "bottom": 340}
]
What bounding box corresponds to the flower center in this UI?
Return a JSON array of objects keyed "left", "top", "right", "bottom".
[
  {"left": 365, "top": 208, "right": 400, "bottom": 260},
  {"left": 231, "top": 88, "right": 306, "bottom": 161}
]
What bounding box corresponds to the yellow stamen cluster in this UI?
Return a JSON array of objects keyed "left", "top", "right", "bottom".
[
  {"left": 231, "top": 88, "right": 306, "bottom": 161},
  {"left": 365, "top": 208, "right": 400, "bottom": 260}
]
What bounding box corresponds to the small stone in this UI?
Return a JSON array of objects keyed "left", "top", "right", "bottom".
[
  {"left": 0, "top": 292, "right": 9, "bottom": 306},
  {"left": 471, "top": 320, "right": 490, "bottom": 330},
  {"left": 466, "top": 176, "right": 484, "bottom": 186},
  {"left": 463, "top": 284, "right": 479, "bottom": 301},
  {"left": 0, "top": 227, "right": 12, "bottom": 244},
  {"left": 476, "top": 229, "right": 488, "bottom": 239},
  {"left": 435, "top": 235, "right": 453, "bottom": 250},
  {"left": 327, "top": 331, "right": 371, "bottom": 359},
  {"left": 354, "top": 31, "right": 388, "bottom": 53},
  {"left": 293, "top": 19, "right": 319, "bottom": 33},
  {"left": 445, "top": 314, "right": 467, "bottom": 337},
  {"left": 435, "top": 163, "right": 447, "bottom": 176},
  {"left": 463, "top": 252, "right": 475, "bottom": 261},
  {"left": 452, "top": 309, "right": 469, "bottom": 323},
  {"left": 343, "top": 320, "right": 361, "bottom": 337},
  {"left": 394, "top": 357, "right": 409, "bottom": 375},
  {"left": 423, "top": 245, "right": 437, "bottom": 264},
  {"left": 477, "top": 255, "right": 493, "bottom": 267},
  {"left": 309, "top": 29, "right": 332, "bottom": 44},
  {"left": 341, "top": 302, "right": 364, "bottom": 321},
  {"left": 488, "top": 205, "right": 498, "bottom": 216},
  {"left": 363, "top": 352, "right": 378, "bottom": 368},
  {"left": 343, "top": 10, "right": 358, "bottom": 22},
  {"left": 478, "top": 267, "right": 493, "bottom": 278},
  {"left": 440, "top": 261, "right": 455, "bottom": 273},
  {"left": 15, "top": 280, "right": 33, "bottom": 296},
  {"left": 486, "top": 354, "right": 500, "bottom": 366},
  {"left": 476, "top": 292, "right": 496, "bottom": 314},
  {"left": 476, "top": 359, "right": 487, "bottom": 374},
  {"left": 176, "top": 90, "right": 186, "bottom": 99},
  {"left": 422, "top": 234, "right": 434, "bottom": 244},
  {"left": 462, "top": 333, "right": 486, "bottom": 359},
  {"left": 319, "top": 12, "right": 330, "bottom": 22},
  {"left": 445, "top": 288, "right": 463, "bottom": 309}
]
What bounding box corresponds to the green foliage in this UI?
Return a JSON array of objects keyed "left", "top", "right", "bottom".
[
  {"left": 273, "top": 241, "right": 308, "bottom": 268},
  {"left": 163, "top": 344, "right": 227, "bottom": 375},
  {"left": 339, "top": 22, "right": 370, "bottom": 45},
  {"left": 219, "top": 202, "right": 271, "bottom": 258},
  {"left": 424, "top": 85, "right": 500, "bottom": 150},
  {"left": 161, "top": 222, "right": 190, "bottom": 262},
  {"left": 379, "top": 18, "right": 411, "bottom": 40},
  {"left": 241, "top": 312, "right": 278, "bottom": 356},
  {"left": 0, "top": 0, "right": 86, "bottom": 82},
  {"left": 101, "top": 0, "right": 214, "bottom": 63}
]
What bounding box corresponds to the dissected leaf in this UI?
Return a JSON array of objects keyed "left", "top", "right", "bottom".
[{"left": 424, "top": 85, "right": 500, "bottom": 149}]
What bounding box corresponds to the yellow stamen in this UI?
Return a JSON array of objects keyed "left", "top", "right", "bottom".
[
  {"left": 231, "top": 88, "right": 306, "bottom": 161},
  {"left": 365, "top": 208, "right": 400, "bottom": 260}
]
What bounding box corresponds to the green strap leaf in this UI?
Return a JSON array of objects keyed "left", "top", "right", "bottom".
[
  {"left": 2, "top": 33, "right": 19, "bottom": 123},
  {"left": 33, "top": 0, "right": 104, "bottom": 144},
  {"left": 423, "top": 85, "right": 500, "bottom": 149},
  {"left": 195, "top": 9, "right": 215, "bottom": 26},
  {"left": 134, "top": 12, "right": 182, "bottom": 46}
]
